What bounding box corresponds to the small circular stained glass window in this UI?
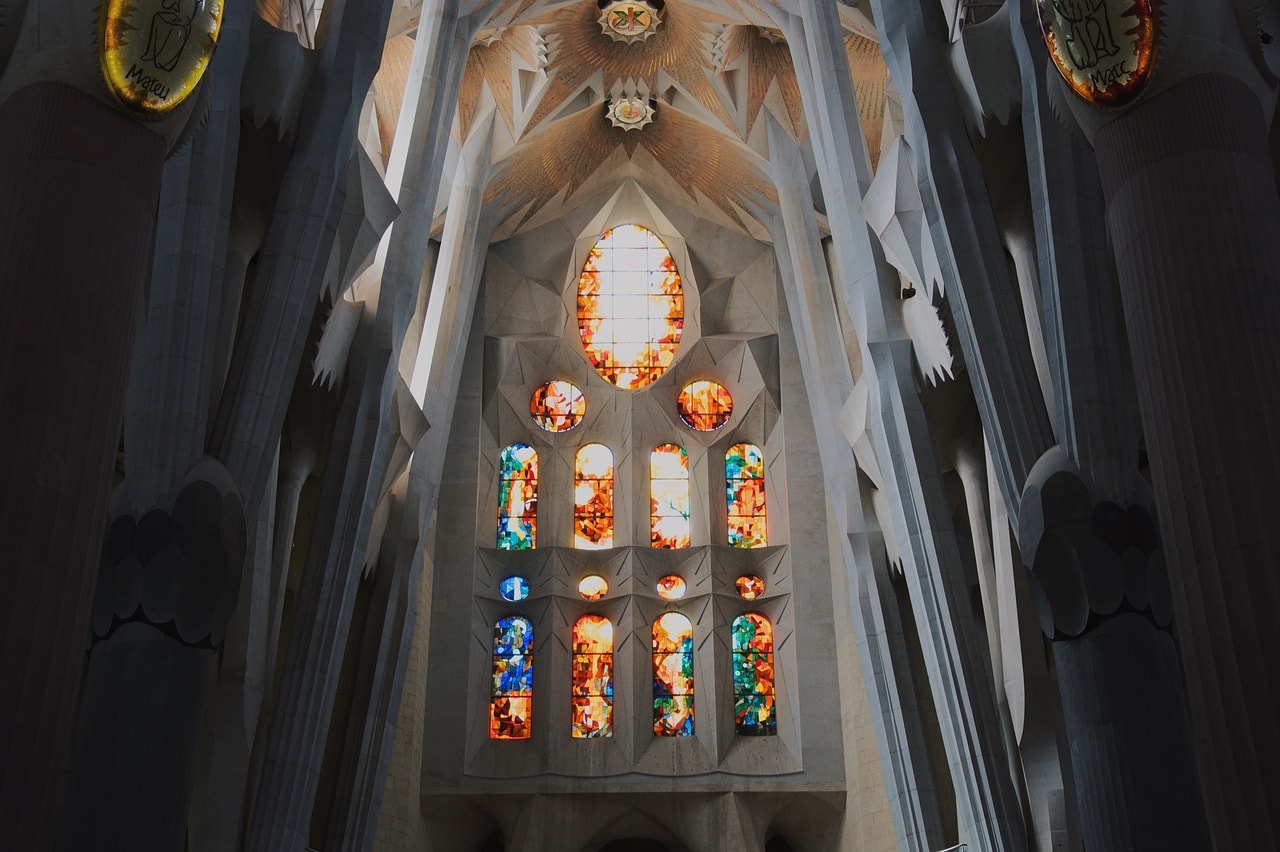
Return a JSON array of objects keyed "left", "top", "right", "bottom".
[
  {"left": 656, "top": 575, "right": 687, "bottom": 600},
  {"left": 500, "top": 576, "right": 530, "bottom": 602},
  {"left": 531, "top": 380, "right": 586, "bottom": 432},
  {"left": 578, "top": 574, "right": 609, "bottom": 601},
  {"left": 735, "top": 575, "right": 765, "bottom": 600},
  {"left": 678, "top": 380, "right": 732, "bottom": 431}
]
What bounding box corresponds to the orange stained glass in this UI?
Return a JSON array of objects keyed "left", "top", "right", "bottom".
[
  {"left": 726, "top": 443, "right": 767, "bottom": 547},
  {"left": 490, "top": 616, "right": 533, "bottom": 739},
  {"left": 577, "top": 224, "right": 684, "bottom": 390},
  {"left": 735, "top": 575, "right": 765, "bottom": 600},
  {"left": 656, "top": 575, "right": 687, "bottom": 600},
  {"left": 677, "top": 380, "right": 732, "bottom": 431},
  {"left": 572, "top": 615, "right": 614, "bottom": 737},
  {"left": 531, "top": 380, "right": 586, "bottom": 432},
  {"left": 497, "top": 444, "right": 537, "bottom": 550},
  {"left": 574, "top": 444, "right": 614, "bottom": 549},
  {"left": 652, "top": 612, "right": 694, "bottom": 736},
  {"left": 732, "top": 613, "right": 776, "bottom": 735},
  {"left": 578, "top": 574, "right": 609, "bottom": 601},
  {"left": 650, "top": 444, "right": 690, "bottom": 548}
]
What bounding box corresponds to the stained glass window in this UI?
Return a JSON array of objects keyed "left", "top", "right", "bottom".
[
  {"left": 578, "top": 224, "right": 684, "bottom": 390},
  {"left": 735, "top": 575, "right": 765, "bottom": 600},
  {"left": 726, "top": 443, "right": 767, "bottom": 547},
  {"left": 578, "top": 575, "right": 609, "bottom": 601},
  {"left": 572, "top": 615, "right": 614, "bottom": 738},
  {"left": 732, "top": 613, "right": 776, "bottom": 735},
  {"left": 531, "top": 380, "right": 586, "bottom": 432},
  {"left": 677, "top": 380, "right": 732, "bottom": 431},
  {"left": 656, "top": 575, "right": 687, "bottom": 600},
  {"left": 651, "top": 444, "right": 690, "bottom": 548},
  {"left": 500, "top": 576, "right": 530, "bottom": 602},
  {"left": 497, "top": 444, "right": 537, "bottom": 550},
  {"left": 490, "top": 616, "right": 533, "bottom": 739},
  {"left": 653, "top": 612, "right": 694, "bottom": 736},
  {"left": 574, "top": 444, "right": 614, "bottom": 549}
]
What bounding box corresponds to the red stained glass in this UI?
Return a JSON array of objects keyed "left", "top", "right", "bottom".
[
  {"left": 531, "top": 380, "right": 586, "bottom": 432},
  {"left": 572, "top": 615, "right": 613, "bottom": 737},
  {"left": 678, "top": 380, "right": 732, "bottom": 431},
  {"left": 578, "top": 225, "right": 684, "bottom": 390},
  {"left": 574, "top": 444, "right": 614, "bottom": 549}
]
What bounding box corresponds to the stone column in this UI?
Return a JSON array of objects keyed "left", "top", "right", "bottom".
[
  {"left": 781, "top": 2, "right": 1029, "bottom": 843},
  {"left": 0, "top": 81, "right": 165, "bottom": 846},
  {"left": 1092, "top": 72, "right": 1280, "bottom": 849}
]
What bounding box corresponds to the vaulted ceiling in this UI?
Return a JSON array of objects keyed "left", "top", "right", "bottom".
[{"left": 368, "top": 0, "right": 890, "bottom": 238}]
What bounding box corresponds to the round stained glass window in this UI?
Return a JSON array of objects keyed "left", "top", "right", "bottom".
[
  {"left": 735, "top": 575, "right": 765, "bottom": 600},
  {"left": 500, "top": 576, "right": 530, "bottom": 602},
  {"left": 656, "top": 575, "right": 687, "bottom": 600},
  {"left": 678, "top": 380, "right": 732, "bottom": 431},
  {"left": 531, "top": 380, "right": 586, "bottom": 432},
  {"left": 577, "top": 224, "right": 684, "bottom": 390},
  {"left": 578, "top": 574, "right": 609, "bottom": 601}
]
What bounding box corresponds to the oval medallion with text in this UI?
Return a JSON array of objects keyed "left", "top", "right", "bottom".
[
  {"left": 1037, "top": 0, "right": 1156, "bottom": 107},
  {"left": 100, "top": 0, "right": 224, "bottom": 117}
]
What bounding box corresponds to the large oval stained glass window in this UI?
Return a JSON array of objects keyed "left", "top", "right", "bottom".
[{"left": 578, "top": 224, "right": 684, "bottom": 390}]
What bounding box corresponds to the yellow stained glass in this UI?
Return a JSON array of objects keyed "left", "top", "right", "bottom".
[
  {"left": 572, "top": 615, "right": 614, "bottom": 737},
  {"left": 656, "top": 575, "right": 687, "bottom": 600},
  {"left": 574, "top": 444, "right": 614, "bottom": 549},
  {"left": 735, "top": 575, "right": 765, "bottom": 600},
  {"left": 531, "top": 380, "right": 586, "bottom": 432},
  {"left": 578, "top": 225, "right": 683, "bottom": 390},
  {"left": 678, "top": 380, "right": 733, "bottom": 431},
  {"left": 650, "top": 444, "right": 690, "bottom": 548},
  {"left": 653, "top": 612, "right": 694, "bottom": 736},
  {"left": 578, "top": 575, "right": 609, "bottom": 601}
]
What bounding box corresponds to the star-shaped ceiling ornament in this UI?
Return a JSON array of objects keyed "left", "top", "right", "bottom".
[
  {"left": 607, "top": 95, "right": 656, "bottom": 130},
  {"left": 598, "top": 0, "right": 663, "bottom": 44}
]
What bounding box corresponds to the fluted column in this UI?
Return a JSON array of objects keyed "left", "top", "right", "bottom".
[
  {"left": 0, "top": 81, "right": 165, "bottom": 846},
  {"left": 1092, "top": 72, "right": 1280, "bottom": 850}
]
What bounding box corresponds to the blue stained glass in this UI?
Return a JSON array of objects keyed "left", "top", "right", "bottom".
[{"left": 500, "top": 576, "right": 530, "bottom": 601}]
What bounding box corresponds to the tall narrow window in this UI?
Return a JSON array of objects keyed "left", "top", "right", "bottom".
[
  {"left": 653, "top": 612, "right": 694, "bottom": 736},
  {"left": 497, "top": 443, "right": 537, "bottom": 549},
  {"left": 651, "top": 443, "right": 690, "bottom": 548},
  {"left": 732, "top": 613, "right": 776, "bottom": 735},
  {"left": 491, "top": 616, "right": 533, "bottom": 739},
  {"left": 726, "top": 442, "right": 767, "bottom": 547},
  {"left": 574, "top": 444, "right": 614, "bottom": 549},
  {"left": 572, "top": 615, "right": 614, "bottom": 738}
]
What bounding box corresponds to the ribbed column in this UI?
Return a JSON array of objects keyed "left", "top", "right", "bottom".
[
  {"left": 1094, "top": 72, "right": 1280, "bottom": 850},
  {"left": 1054, "top": 614, "right": 1207, "bottom": 851},
  {"left": 0, "top": 82, "right": 164, "bottom": 846}
]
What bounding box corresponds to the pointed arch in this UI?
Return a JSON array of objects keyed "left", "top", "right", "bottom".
[
  {"left": 732, "top": 612, "right": 776, "bottom": 735},
  {"left": 574, "top": 443, "right": 614, "bottom": 549},
  {"left": 650, "top": 443, "right": 690, "bottom": 548},
  {"left": 490, "top": 616, "right": 533, "bottom": 739},
  {"left": 652, "top": 612, "right": 694, "bottom": 736},
  {"left": 497, "top": 443, "right": 537, "bottom": 549},
  {"left": 726, "top": 442, "right": 767, "bottom": 547},
  {"left": 572, "top": 614, "right": 614, "bottom": 737}
]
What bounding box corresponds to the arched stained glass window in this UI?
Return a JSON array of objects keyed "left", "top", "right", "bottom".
[
  {"left": 491, "top": 616, "right": 533, "bottom": 739},
  {"left": 732, "top": 613, "right": 776, "bottom": 735},
  {"left": 497, "top": 444, "right": 537, "bottom": 550},
  {"left": 572, "top": 615, "right": 614, "bottom": 738},
  {"left": 726, "top": 443, "right": 767, "bottom": 547},
  {"left": 653, "top": 612, "right": 694, "bottom": 736},
  {"left": 574, "top": 444, "right": 614, "bottom": 549},
  {"left": 650, "top": 443, "right": 690, "bottom": 548},
  {"left": 577, "top": 224, "right": 684, "bottom": 390}
]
